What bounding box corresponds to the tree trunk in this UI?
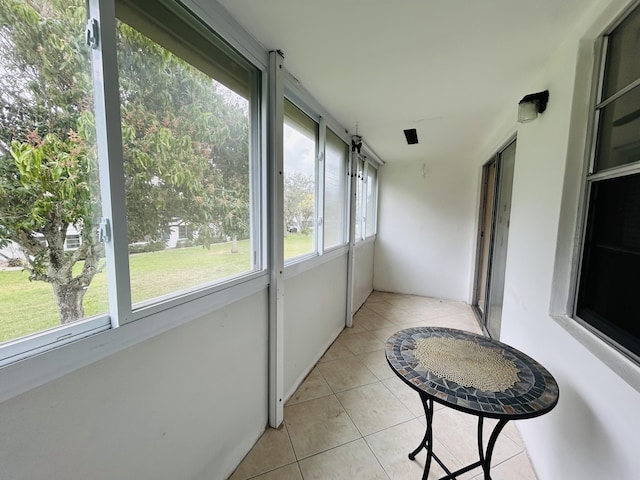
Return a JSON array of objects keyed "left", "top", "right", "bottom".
[
  {"left": 51, "top": 282, "right": 87, "bottom": 324},
  {"left": 231, "top": 234, "right": 238, "bottom": 253}
]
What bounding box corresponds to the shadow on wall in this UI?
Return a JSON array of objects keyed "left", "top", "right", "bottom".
[{"left": 543, "top": 376, "right": 618, "bottom": 478}]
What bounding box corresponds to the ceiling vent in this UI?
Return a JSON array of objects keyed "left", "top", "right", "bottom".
[{"left": 403, "top": 128, "right": 418, "bottom": 145}]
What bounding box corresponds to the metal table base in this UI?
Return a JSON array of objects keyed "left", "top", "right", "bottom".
[
  {"left": 385, "top": 327, "right": 559, "bottom": 480},
  {"left": 409, "top": 395, "right": 508, "bottom": 480}
]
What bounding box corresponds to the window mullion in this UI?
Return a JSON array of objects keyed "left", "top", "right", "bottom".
[
  {"left": 88, "top": 0, "right": 133, "bottom": 327},
  {"left": 317, "top": 118, "right": 326, "bottom": 253},
  {"left": 596, "top": 77, "right": 640, "bottom": 109},
  {"left": 588, "top": 161, "right": 640, "bottom": 182},
  {"left": 252, "top": 68, "right": 264, "bottom": 272}
]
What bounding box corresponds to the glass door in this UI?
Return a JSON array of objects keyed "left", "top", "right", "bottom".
[{"left": 473, "top": 140, "right": 516, "bottom": 339}]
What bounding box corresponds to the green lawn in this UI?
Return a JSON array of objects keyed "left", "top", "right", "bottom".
[{"left": 0, "top": 233, "right": 314, "bottom": 343}]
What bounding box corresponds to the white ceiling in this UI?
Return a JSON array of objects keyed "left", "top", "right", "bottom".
[{"left": 217, "top": 0, "right": 599, "bottom": 163}]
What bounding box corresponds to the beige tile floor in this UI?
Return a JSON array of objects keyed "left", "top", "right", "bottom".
[{"left": 228, "top": 291, "right": 538, "bottom": 480}]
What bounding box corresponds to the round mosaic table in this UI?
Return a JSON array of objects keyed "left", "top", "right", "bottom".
[{"left": 386, "top": 327, "right": 559, "bottom": 480}]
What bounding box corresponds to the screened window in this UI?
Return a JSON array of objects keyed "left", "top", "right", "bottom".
[
  {"left": 116, "top": 2, "right": 257, "bottom": 306},
  {"left": 324, "top": 128, "right": 348, "bottom": 249},
  {"left": 577, "top": 4, "right": 640, "bottom": 359},
  {"left": 0, "top": 0, "right": 108, "bottom": 344},
  {"left": 365, "top": 166, "right": 378, "bottom": 237},
  {"left": 354, "top": 158, "right": 365, "bottom": 241},
  {"left": 353, "top": 158, "right": 378, "bottom": 242},
  {"left": 0, "top": 0, "right": 262, "bottom": 366},
  {"left": 283, "top": 100, "right": 317, "bottom": 260}
]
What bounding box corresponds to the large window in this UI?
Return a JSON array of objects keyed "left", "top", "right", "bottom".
[
  {"left": 353, "top": 157, "right": 379, "bottom": 242},
  {"left": 0, "top": 0, "right": 261, "bottom": 364},
  {"left": 283, "top": 100, "right": 317, "bottom": 261},
  {"left": 365, "top": 165, "right": 378, "bottom": 237},
  {"left": 0, "top": 0, "right": 358, "bottom": 369},
  {"left": 323, "top": 128, "right": 348, "bottom": 249},
  {"left": 0, "top": 0, "right": 108, "bottom": 344},
  {"left": 117, "top": 2, "right": 257, "bottom": 307},
  {"left": 577, "top": 5, "right": 640, "bottom": 360},
  {"left": 354, "top": 158, "right": 365, "bottom": 241}
]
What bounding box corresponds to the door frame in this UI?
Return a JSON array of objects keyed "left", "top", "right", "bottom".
[{"left": 472, "top": 136, "right": 517, "bottom": 338}]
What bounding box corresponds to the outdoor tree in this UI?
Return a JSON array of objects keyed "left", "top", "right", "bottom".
[
  {"left": 213, "top": 96, "right": 250, "bottom": 251},
  {"left": 0, "top": 0, "right": 250, "bottom": 325},
  {"left": 284, "top": 172, "right": 314, "bottom": 234}
]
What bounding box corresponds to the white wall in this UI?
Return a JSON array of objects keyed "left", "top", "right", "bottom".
[
  {"left": 352, "top": 238, "right": 375, "bottom": 312},
  {"left": 284, "top": 254, "right": 348, "bottom": 398},
  {"left": 370, "top": 1, "right": 640, "bottom": 478},
  {"left": 373, "top": 155, "right": 478, "bottom": 301},
  {"left": 0, "top": 250, "right": 359, "bottom": 480},
  {"left": 0, "top": 291, "right": 269, "bottom": 480},
  {"left": 499, "top": 1, "right": 640, "bottom": 478}
]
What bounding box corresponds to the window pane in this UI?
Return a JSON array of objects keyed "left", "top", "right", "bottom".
[
  {"left": 116, "top": 6, "right": 255, "bottom": 307},
  {"left": 594, "top": 85, "right": 640, "bottom": 172},
  {"left": 284, "top": 101, "right": 317, "bottom": 260},
  {"left": 355, "top": 159, "right": 365, "bottom": 241},
  {"left": 366, "top": 167, "right": 378, "bottom": 237},
  {"left": 0, "top": 0, "right": 107, "bottom": 343},
  {"left": 603, "top": 6, "right": 640, "bottom": 99},
  {"left": 578, "top": 173, "right": 640, "bottom": 356},
  {"left": 324, "top": 129, "right": 347, "bottom": 249}
]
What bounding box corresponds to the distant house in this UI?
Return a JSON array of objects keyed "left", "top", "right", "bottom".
[
  {"left": 0, "top": 225, "right": 82, "bottom": 264},
  {"left": 165, "top": 221, "right": 192, "bottom": 248}
]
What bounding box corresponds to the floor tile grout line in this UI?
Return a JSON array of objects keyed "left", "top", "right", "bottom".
[
  {"left": 238, "top": 421, "right": 300, "bottom": 480},
  {"left": 230, "top": 293, "right": 538, "bottom": 480},
  {"left": 332, "top": 385, "right": 369, "bottom": 440},
  {"left": 286, "top": 391, "right": 365, "bottom": 462},
  {"left": 482, "top": 448, "right": 528, "bottom": 471},
  {"left": 315, "top": 353, "right": 382, "bottom": 395},
  {"left": 296, "top": 437, "right": 393, "bottom": 480},
  {"left": 240, "top": 459, "right": 299, "bottom": 480},
  {"left": 379, "top": 376, "right": 423, "bottom": 420},
  {"left": 294, "top": 436, "right": 364, "bottom": 463},
  {"left": 360, "top": 435, "right": 393, "bottom": 480}
]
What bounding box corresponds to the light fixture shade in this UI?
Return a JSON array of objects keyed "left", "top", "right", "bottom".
[
  {"left": 517, "top": 90, "right": 549, "bottom": 123},
  {"left": 518, "top": 101, "right": 539, "bottom": 123}
]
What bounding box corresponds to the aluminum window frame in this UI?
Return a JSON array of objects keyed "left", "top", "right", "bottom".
[
  {"left": 365, "top": 162, "right": 379, "bottom": 238},
  {"left": 0, "top": 0, "right": 266, "bottom": 366},
  {"left": 573, "top": 0, "right": 640, "bottom": 365},
  {"left": 282, "top": 98, "right": 320, "bottom": 264},
  {"left": 322, "top": 126, "right": 350, "bottom": 252}
]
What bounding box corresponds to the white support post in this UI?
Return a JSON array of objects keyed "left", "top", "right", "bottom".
[
  {"left": 268, "top": 50, "right": 285, "bottom": 428},
  {"left": 88, "top": 0, "right": 132, "bottom": 327},
  {"left": 345, "top": 149, "right": 358, "bottom": 328}
]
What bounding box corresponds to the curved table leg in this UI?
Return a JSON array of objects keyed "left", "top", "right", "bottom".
[
  {"left": 480, "top": 418, "right": 508, "bottom": 480},
  {"left": 409, "top": 403, "right": 511, "bottom": 480},
  {"left": 408, "top": 394, "right": 434, "bottom": 480}
]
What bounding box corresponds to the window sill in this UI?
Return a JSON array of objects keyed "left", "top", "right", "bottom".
[
  {"left": 551, "top": 314, "right": 640, "bottom": 394},
  {"left": 355, "top": 235, "right": 376, "bottom": 246},
  {"left": 284, "top": 245, "right": 348, "bottom": 280}
]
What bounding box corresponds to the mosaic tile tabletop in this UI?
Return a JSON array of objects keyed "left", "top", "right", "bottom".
[{"left": 386, "top": 327, "right": 559, "bottom": 419}]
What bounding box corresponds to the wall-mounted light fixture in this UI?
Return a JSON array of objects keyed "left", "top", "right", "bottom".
[{"left": 518, "top": 90, "right": 549, "bottom": 123}]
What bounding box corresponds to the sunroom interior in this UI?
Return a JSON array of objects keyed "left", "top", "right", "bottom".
[{"left": 0, "top": 0, "right": 639, "bottom": 479}]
